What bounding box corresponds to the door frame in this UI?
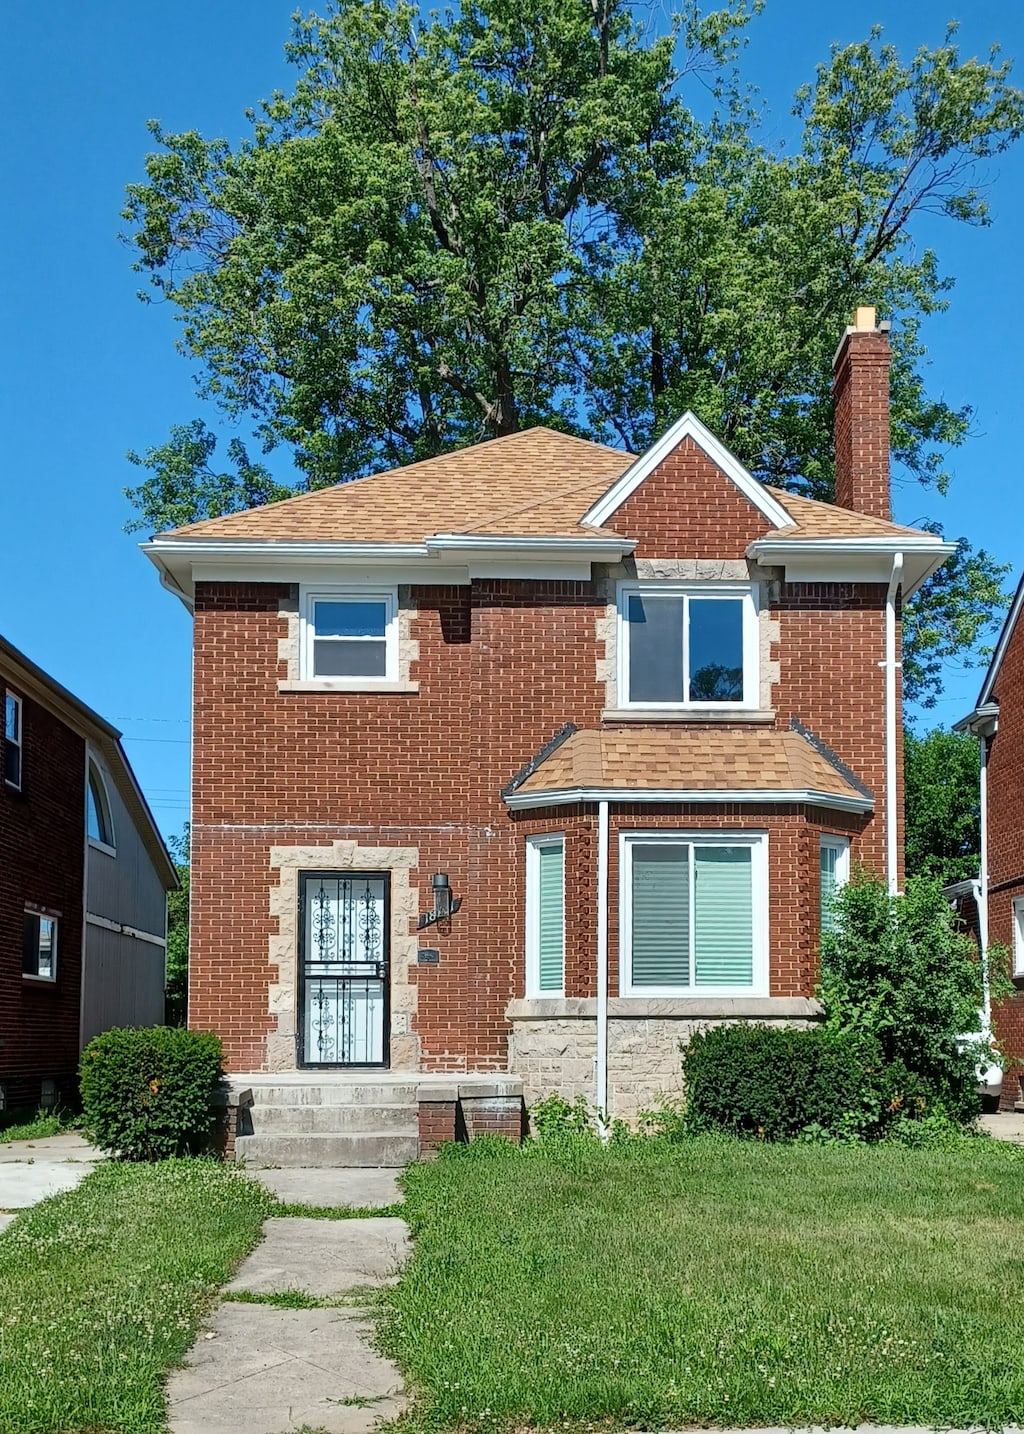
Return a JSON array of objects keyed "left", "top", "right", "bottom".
[{"left": 296, "top": 870, "right": 391, "bottom": 1069}]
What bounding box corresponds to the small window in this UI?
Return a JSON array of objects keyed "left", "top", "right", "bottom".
[
  {"left": 820, "top": 836, "right": 851, "bottom": 934},
  {"left": 86, "top": 760, "right": 116, "bottom": 850},
  {"left": 621, "top": 833, "right": 767, "bottom": 995},
  {"left": 1013, "top": 897, "right": 1024, "bottom": 978},
  {"left": 526, "top": 836, "right": 565, "bottom": 996},
  {"left": 302, "top": 590, "right": 397, "bottom": 682},
  {"left": 618, "top": 583, "right": 756, "bottom": 708},
  {"left": 4, "top": 692, "right": 22, "bottom": 788},
  {"left": 23, "top": 910, "right": 57, "bottom": 981}
]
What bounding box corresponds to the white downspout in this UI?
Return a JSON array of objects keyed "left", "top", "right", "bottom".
[
  {"left": 885, "top": 553, "right": 904, "bottom": 895},
  {"left": 978, "top": 735, "right": 991, "bottom": 1026},
  {"left": 596, "top": 800, "right": 609, "bottom": 1137}
]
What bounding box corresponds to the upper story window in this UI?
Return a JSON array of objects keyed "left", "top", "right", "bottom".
[
  {"left": 87, "top": 760, "right": 116, "bottom": 852},
  {"left": 4, "top": 692, "right": 22, "bottom": 788},
  {"left": 23, "top": 908, "right": 57, "bottom": 981},
  {"left": 301, "top": 589, "right": 398, "bottom": 683},
  {"left": 617, "top": 582, "right": 758, "bottom": 709}
]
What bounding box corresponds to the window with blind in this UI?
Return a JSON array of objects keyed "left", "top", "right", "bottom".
[
  {"left": 526, "top": 836, "right": 565, "bottom": 997},
  {"left": 301, "top": 589, "right": 398, "bottom": 681},
  {"left": 819, "top": 836, "right": 850, "bottom": 934},
  {"left": 621, "top": 834, "right": 766, "bottom": 995}
]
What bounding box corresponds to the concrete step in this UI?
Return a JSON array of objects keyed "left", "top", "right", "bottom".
[
  {"left": 249, "top": 1103, "right": 417, "bottom": 1135},
  {"left": 246, "top": 1082, "right": 421, "bottom": 1107},
  {"left": 235, "top": 1132, "right": 420, "bottom": 1168}
]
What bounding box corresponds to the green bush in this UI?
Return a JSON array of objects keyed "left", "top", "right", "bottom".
[
  {"left": 820, "top": 872, "right": 998, "bottom": 1124},
  {"left": 79, "top": 1027, "right": 223, "bottom": 1160},
  {"left": 681, "top": 1023, "right": 916, "bottom": 1142}
]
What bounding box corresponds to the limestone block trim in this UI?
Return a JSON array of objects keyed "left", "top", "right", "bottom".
[
  {"left": 506, "top": 996, "right": 822, "bottom": 1021},
  {"left": 266, "top": 839, "right": 420, "bottom": 1072},
  {"left": 277, "top": 585, "right": 420, "bottom": 692},
  {"left": 594, "top": 560, "right": 780, "bottom": 712}
]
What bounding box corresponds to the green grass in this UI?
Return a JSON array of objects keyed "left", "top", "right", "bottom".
[
  {"left": 0, "top": 1158, "right": 274, "bottom": 1433},
  {"left": 268, "top": 1200, "right": 405, "bottom": 1220},
  {"left": 0, "top": 1109, "right": 76, "bottom": 1144},
  {"left": 380, "top": 1135, "right": 1024, "bottom": 1431}
]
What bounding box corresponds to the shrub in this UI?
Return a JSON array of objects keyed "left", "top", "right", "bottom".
[
  {"left": 80, "top": 1027, "right": 223, "bottom": 1160},
  {"left": 819, "top": 872, "right": 998, "bottom": 1124},
  {"left": 681, "top": 1023, "right": 916, "bottom": 1142},
  {"left": 528, "top": 1092, "right": 597, "bottom": 1139}
]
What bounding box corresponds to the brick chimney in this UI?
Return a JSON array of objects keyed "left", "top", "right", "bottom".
[{"left": 832, "top": 306, "right": 892, "bottom": 519}]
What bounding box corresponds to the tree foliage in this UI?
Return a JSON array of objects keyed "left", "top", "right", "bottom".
[
  {"left": 904, "top": 727, "right": 980, "bottom": 886},
  {"left": 165, "top": 826, "right": 190, "bottom": 1027},
  {"left": 122, "top": 1, "right": 1023, "bottom": 700}
]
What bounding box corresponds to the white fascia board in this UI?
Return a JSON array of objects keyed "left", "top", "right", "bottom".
[
  {"left": 953, "top": 702, "right": 999, "bottom": 737},
  {"left": 145, "top": 539, "right": 431, "bottom": 560},
  {"left": 504, "top": 786, "right": 873, "bottom": 814},
  {"left": 975, "top": 570, "right": 1024, "bottom": 707},
  {"left": 748, "top": 536, "right": 956, "bottom": 598},
  {"left": 580, "top": 411, "right": 794, "bottom": 531}
]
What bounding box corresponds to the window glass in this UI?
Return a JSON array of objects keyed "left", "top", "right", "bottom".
[
  {"left": 4, "top": 693, "right": 21, "bottom": 787},
  {"left": 819, "top": 838, "right": 850, "bottom": 934},
  {"left": 693, "top": 846, "right": 753, "bottom": 985},
  {"left": 311, "top": 598, "right": 389, "bottom": 678},
  {"left": 535, "top": 842, "right": 565, "bottom": 993},
  {"left": 1014, "top": 898, "right": 1024, "bottom": 977},
  {"left": 631, "top": 844, "right": 690, "bottom": 986},
  {"left": 688, "top": 599, "right": 744, "bottom": 702},
  {"left": 627, "top": 597, "right": 684, "bottom": 703},
  {"left": 23, "top": 913, "right": 57, "bottom": 979},
  {"left": 87, "top": 765, "right": 115, "bottom": 847}
]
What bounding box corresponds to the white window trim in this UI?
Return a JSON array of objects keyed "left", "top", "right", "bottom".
[
  {"left": 616, "top": 581, "right": 759, "bottom": 711},
  {"left": 23, "top": 907, "right": 58, "bottom": 984},
  {"left": 299, "top": 586, "right": 399, "bottom": 687},
  {"left": 525, "top": 833, "right": 566, "bottom": 998},
  {"left": 86, "top": 757, "right": 117, "bottom": 856},
  {"left": 1013, "top": 896, "right": 1024, "bottom": 978},
  {"left": 819, "top": 834, "right": 851, "bottom": 932},
  {"left": 619, "top": 830, "right": 769, "bottom": 998},
  {"left": 4, "top": 691, "right": 23, "bottom": 790}
]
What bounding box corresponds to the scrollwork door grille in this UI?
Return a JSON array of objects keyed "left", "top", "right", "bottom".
[{"left": 298, "top": 872, "right": 389, "bottom": 1068}]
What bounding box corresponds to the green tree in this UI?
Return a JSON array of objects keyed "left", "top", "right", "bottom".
[
  {"left": 165, "top": 826, "right": 190, "bottom": 1027},
  {"left": 122, "top": 1, "right": 1023, "bottom": 700},
  {"left": 904, "top": 727, "right": 980, "bottom": 886}
]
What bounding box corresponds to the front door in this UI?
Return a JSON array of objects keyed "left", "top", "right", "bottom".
[{"left": 298, "top": 872, "right": 389, "bottom": 1067}]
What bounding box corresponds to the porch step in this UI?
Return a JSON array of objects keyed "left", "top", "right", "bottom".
[
  {"left": 235, "top": 1132, "right": 420, "bottom": 1168},
  {"left": 245, "top": 1081, "right": 421, "bottom": 1107},
  {"left": 247, "top": 1102, "right": 417, "bottom": 1135}
]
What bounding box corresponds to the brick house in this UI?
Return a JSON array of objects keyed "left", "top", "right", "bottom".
[
  {"left": 145, "top": 309, "right": 953, "bottom": 1144},
  {"left": 1, "top": 635, "right": 178, "bottom": 1113},
  {"left": 956, "top": 570, "right": 1024, "bottom": 1108}
]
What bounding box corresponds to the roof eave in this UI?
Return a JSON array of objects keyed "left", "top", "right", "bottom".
[
  {"left": 503, "top": 786, "right": 873, "bottom": 813},
  {"left": 953, "top": 701, "right": 999, "bottom": 736},
  {"left": 748, "top": 536, "right": 957, "bottom": 597}
]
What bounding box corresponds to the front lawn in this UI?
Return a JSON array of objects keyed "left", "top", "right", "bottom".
[
  {"left": 0, "top": 1159, "right": 273, "bottom": 1433},
  {"left": 382, "top": 1136, "right": 1024, "bottom": 1431}
]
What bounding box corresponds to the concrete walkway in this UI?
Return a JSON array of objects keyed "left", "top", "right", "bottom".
[
  {"left": 167, "top": 1171, "right": 409, "bottom": 1434},
  {"left": 980, "top": 1110, "right": 1024, "bottom": 1143},
  {"left": 0, "top": 1132, "right": 103, "bottom": 1233}
]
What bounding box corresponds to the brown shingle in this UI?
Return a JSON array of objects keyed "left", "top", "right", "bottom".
[
  {"left": 511, "top": 726, "right": 869, "bottom": 806},
  {"left": 160, "top": 424, "right": 932, "bottom": 546}
]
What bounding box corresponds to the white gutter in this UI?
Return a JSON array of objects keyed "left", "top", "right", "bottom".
[
  {"left": 146, "top": 539, "right": 432, "bottom": 560},
  {"left": 885, "top": 552, "right": 904, "bottom": 895},
  {"left": 425, "top": 534, "right": 635, "bottom": 558},
  {"left": 596, "top": 800, "right": 609, "bottom": 1139},
  {"left": 979, "top": 736, "right": 991, "bottom": 1023},
  {"left": 504, "top": 786, "right": 873, "bottom": 814}
]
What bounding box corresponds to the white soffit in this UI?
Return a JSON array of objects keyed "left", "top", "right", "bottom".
[
  {"left": 748, "top": 536, "right": 957, "bottom": 598},
  {"left": 581, "top": 410, "right": 794, "bottom": 531}
]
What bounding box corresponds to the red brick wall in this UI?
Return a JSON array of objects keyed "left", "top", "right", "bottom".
[
  {"left": 982, "top": 606, "right": 1024, "bottom": 1097},
  {"left": 0, "top": 681, "right": 85, "bottom": 1109},
  {"left": 190, "top": 532, "right": 893, "bottom": 1073}
]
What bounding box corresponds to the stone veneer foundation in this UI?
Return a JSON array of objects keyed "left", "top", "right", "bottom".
[{"left": 506, "top": 997, "right": 822, "bottom": 1124}]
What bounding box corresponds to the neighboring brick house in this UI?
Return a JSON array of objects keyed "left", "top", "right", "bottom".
[
  {"left": 145, "top": 309, "right": 952, "bottom": 1124},
  {"left": 1, "top": 635, "right": 177, "bottom": 1112},
  {"left": 956, "top": 570, "right": 1024, "bottom": 1108}
]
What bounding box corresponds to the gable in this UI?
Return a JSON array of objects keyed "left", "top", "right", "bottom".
[
  {"left": 581, "top": 411, "right": 792, "bottom": 537},
  {"left": 595, "top": 435, "right": 782, "bottom": 559},
  {"left": 978, "top": 569, "right": 1024, "bottom": 707}
]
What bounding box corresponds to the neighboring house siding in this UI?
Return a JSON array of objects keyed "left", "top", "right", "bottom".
[
  {"left": 0, "top": 685, "right": 85, "bottom": 1109},
  {"left": 983, "top": 605, "right": 1024, "bottom": 1104},
  {"left": 81, "top": 924, "right": 165, "bottom": 1049},
  {"left": 86, "top": 754, "right": 169, "bottom": 936}
]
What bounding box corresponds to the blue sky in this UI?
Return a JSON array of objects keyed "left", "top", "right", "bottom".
[{"left": 2, "top": 1, "right": 1022, "bottom": 840}]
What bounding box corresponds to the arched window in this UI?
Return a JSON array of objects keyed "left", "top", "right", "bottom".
[{"left": 87, "top": 760, "right": 115, "bottom": 850}]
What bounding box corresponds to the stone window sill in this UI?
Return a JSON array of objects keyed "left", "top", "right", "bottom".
[
  {"left": 506, "top": 996, "right": 821, "bottom": 1021},
  {"left": 602, "top": 708, "right": 776, "bottom": 724},
  {"left": 278, "top": 680, "right": 419, "bottom": 694}
]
